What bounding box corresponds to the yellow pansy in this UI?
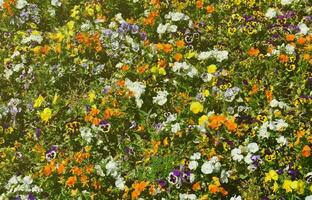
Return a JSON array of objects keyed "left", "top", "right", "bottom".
[
  {"left": 207, "top": 64, "right": 217, "bottom": 74},
  {"left": 264, "top": 170, "right": 278, "bottom": 182},
  {"left": 88, "top": 91, "right": 96, "bottom": 103},
  {"left": 202, "top": 90, "right": 210, "bottom": 97},
  {"left": 34, "top": 95, "right": 45, "bottom": 108},
  {"left": 272, "top": 181, "right": 279, "bottom": 192},
  {"left": 40, "top": 108, "right": 52, "bottom": 123},
  {"left": 198, "top": 115, "right": 208, "bottom": 126},
  {"left": 282, "top": 180, "right": 293, "bottom": 193},
  {"left": 190, "top": 102, "right": 204, "bottom": 114},
  {"left": 296, "top": 180, "right": 305, "bottom": 194},
  {"left": 185, "top": 51, "right": 197, "bottom": 59},
  {"left": 158, "top": 68, "right": 166, "bottom": 75}
]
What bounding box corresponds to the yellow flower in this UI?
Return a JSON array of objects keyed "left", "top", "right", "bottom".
[
  {"left": 88, "top": 91, "right": 96, "bottom": 103},
  {"left": 272, "top": 181, "right": 279, "bottom": 192},
  {"left": 264, "top": 170, "right": 278, "bottom": 182},
  {"left": 283, "top": 180, "right": 293, "bottom": 193},
  {"left": 207, "top": 64, "right": 217, "bottom": 74},
  {"left": 52, "top": 93, "right": 59, "bottom": 105},
  {"left": 296, "top": 180, "right": 305, "bottom": 194},
  {"left": 158, "top": 67, "right": 166, "bottom": 75},
  {"left": 40, "top": 108, "right": 52, "bottom": 123},
  {"left": 34, "top": 95, "right": 45, "bottom": 108},
  {"left": 198, "top": 115, "right": 208, "bottom": 126},
  {"left": 185, "top": 51, "right": 197, "bottom": 59},
  {"left": 190, "top": 102, "right": 204, "bottom": 114},
  {"left": 202, "top": 90, "right": 210, "bottom": 97}
]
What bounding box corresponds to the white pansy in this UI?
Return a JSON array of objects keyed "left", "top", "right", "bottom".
[
  {"left": 244, "top": 153, "right": 253, "bottom": 164},
  {"left": 94, "top": 165, "right": 105, "bottom": 177},
  {"left": 201, "top": 161, "right": 214, "bottom": 174},
  {"left": 247, "top": 143, "right": 259, "bottom": 153},
  {"left": 230, "top": 195, "right": 242, "bottom": 200},
  {"left": 115, "top": 177, "right": 125, "bottom": 190},
  {"left": 106, "top": 160, "right": 118, "bottom": 177},
  {"left": 16, "top": 0, "right": 28, "bottom": 9},
  {"left": 305, "top": 195, "right": 312, "bottom": 200},
  {"left": 265, "top": 8, "right": 277, "bottom": 19},
  {"left": 169, "top": 12, "right": 189, "bottom": 21},
  {"left": 157, "top": 23, "right": 169, "bottom": 35},
  {"left": 281, "top": 0, "right": 293, "bottom": 5},
  {"left": 231, "top": 148, "right": 244, "bottom": 162},
  {"left": 277, "top": 135, "right": 287, "bottom": 146},
  {"left": 51, "top": 0, "right": 61, "bottom": 6},
  {"left": 167, "top": 25, "right": 178, "bottom": 33},
  {"left": 171, "top": 123, "right": 181, "bottom": 133},
  {"left": 258, "top": 122, "right": 270, "bottom": 139},
  {"left": 269, "top": 119, "right": 288, "bottom": 131},
  {"left": 22, "top": 176, "right": 33, "bottom": 185},
  {"left": 285, "top": 44, "right": 295, "bottom": 54},
  {"left": 179, "top": 193, "right": 197, "bottom": 200},
  {"left": 125, "top": 78, "right": 146, "bottom": 108},
  {"left": 298, "top": 23, "right": 309, "bottom": 35},
  {"left": 190, "top": 152, "right": 201, "bottom": 160},
  {"left": 188, "top": 160, "right": 198, "bottom": 170},
  {"left": 80, "top": 126, "right": 93, "bottom": 143},
  {"left": 270, "top": 99, "right": 279, "bottom": 107},
  {"left": 153, "top": 91, "right": 169, "bottom": 105}
]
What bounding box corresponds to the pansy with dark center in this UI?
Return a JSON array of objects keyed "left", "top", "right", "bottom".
[{"left": 99, "top": 120, "right": 111, "bottom": 133}]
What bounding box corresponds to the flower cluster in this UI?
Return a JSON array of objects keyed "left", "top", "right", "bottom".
[{"left": 0, "top": 0, "right": 311, "bottom": 199}]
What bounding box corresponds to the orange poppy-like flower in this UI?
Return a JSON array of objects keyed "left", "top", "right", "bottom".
[
  {"left": 132, "top": 181, "right": 148, "bottom": 199},
  {"left": 121, "top": 65, "right": 129, "bottom": 71},
  {"left": 279, "top": 54, "right": 289, "bottom": 63},
  {"left": 71, "top": 166, "right": 83, "bottom": 176},
  {"left": 224, "top": 119, "right": 237, "bottom": 132},
  {"left": 286, "top": 34, "right": 295, "bottom": 42},
  {"left": 163, "top": 44, "right": 173, "bottom": 53},
  {"left": 103, "top": 108, "right": 112, "bottom": 120},
  {"left": 249, "top": 84, "right": 259, "bottom": 95},
  {"left": 206, "top": 5, "right": 215, "bottom": 13},
  {"left": 192, "top": 182, "right": 201, "bottom": 190},
  {"left": 297, "top": 37, "right": 306, "bottom": 45},
  {"left": 265, "top": 90, "right": 273, "bottom": 101},
  {"left": 220, "top": 187, "right": 228, "bottom": 196},
  {"left": 176, "top": 40, "right": 185, "bottom": 48},
  {"left": 66, "top": 176, "right": 77, "bottom": 187},
  {"left": 302, "top": 145, "right": 311, "bottom": 157},
  {"left": 174, "top": 53, "right": 183, "bottom": 62},
  {"left": 208, "top": 115, "right": 226, "bottom": 129},
  {"left": 92, "top": 117, "right": 100, "bottom": 125},
  {"left": 90, "top": 107, "right": 100, "bottom": 116},
  {"left": 57, "top": 164, "right": 66, "bottom": 174},
  {"left": 85, "top": 165, "right": 94, "bottom": 174},
  {"left": 43, "top": 165, "right": 52, "bottom": 176},
  {"left": 196, "top": 0, "right": 203, "bottom": 8},
  {"left": 208, "top": 184, "right": 219, "bottom": 193},
  {"left": 117, "top": 80, "right": 125, "bottom": 87},
  {"left": 247, "top": 47, "right": 260, "bottom": 56},
  {"left": 80, "top": 175, "right": 89, "bottom": 187}
]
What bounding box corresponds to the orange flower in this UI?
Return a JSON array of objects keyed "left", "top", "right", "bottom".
[
  {"left": 297, "top": 37, "right": 306, "bottom": 45},
  {"left": 43, "top": 165, "right": 52, "bottom": 176},
  {"left": 92, "top": 117, "right": 100, "bottom": 125},
  {"left": 192, "top": 182, "right": 201, "bottom": 190},
  {"left": 132, "top": 181, "right": 148, "bottom": 199},
  {"left": 174, "top": 53, "right": 183, "bottom": 62},
  {"left": 302, "top": 145, "right": 311, "bottom": 157},
  {"left": 57, "top": 163, "right": 66, "bottom": 174},
  {"left": 121, "top": 65, "right": 129, "bottom": 71},
  {"left": 265, "top": 90, "right": 273, "bottom": 101},
  {"left": 220, "top": 187, "right": 228, "bottom": 196},
  {"left": 71, "top": 166, "right": 83, "bottom": 176},
  {"left": 208, "top": 184, "right": 219, "bottom": 194},
  {"left": 90, "top": 107, "right": 100, "bottom": 116},
  {"left": 117, "top": 80, "right": 125, "bottom": 87},
  {"left": 249, "top": 84, "right": 259, "bottom": 95},
  {"left": 176, "top": 40, "right": 185, "bottom": 48},
  {"left": 103, "top": 108, "right": 112, "bottom": 119},
  {"left": 247, "top": 47, "right": 260, "bottom": 56},
  {"left": 286, "top": 34, "right": 295, "bottom": 42},
  {"left": 80, "top": 175, "right": 89, "bottom": 187},
  {"left": 163, "top": 44, "right": 173, "bottom": 53},
  {"left": 66, "top": 176, "right": 77, "bottom": 187},
  {"left": 208, "top": 115, "right": 226, "bottom": 129},
  {"left": 85, "top": 165, "right": 94, "bottom": 174},
  {"left": 279, "top": 54, "right": 289, "bottom": 63},
  {"left": 92, "top": 179, "right": 101, "bottom": 190},
  {"left": 206, "top": 5, "right": 215, "bottom": 13},
  {"left": 196, "top": 0, "right": 203, "bottom": 8},
  {"left": 224, "top": 119, "right": 237, "bottom": 132}
]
